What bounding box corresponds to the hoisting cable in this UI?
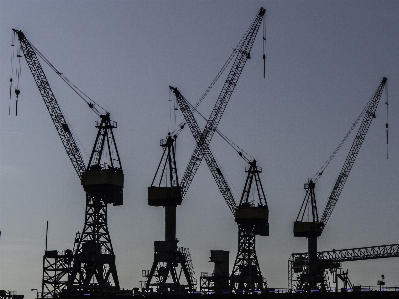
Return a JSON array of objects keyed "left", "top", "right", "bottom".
[
  {"left": 385, "top": 81, "right": 389, "bottom": 159},
  {"left": 10, "top": 34, "right": 15, "bottom": 115},
  {"left": 10, "top": 32, "right": 22, "bottom": 116},
  {"left": 26, "top": 37, "right": 106, "bottom": 116},
  {"left": 15, "top": 45, "right": 22, "bottom": 116},
  {"left": 173, "top": 48, "right": 237, "bottom": 137},
  {"left": 14, "top": 33, "right": 92, "bottom": 159},
  {"left": 170, "top": 47, "right": 239, "bottom": 137},
  {"left": 182, "top": 94, "right": 254, "bottom": 163},
  {"left": 262, "top": 14, "right": 266, "bottom": 78},
  {"left": 312, "top": 100, "right": 370, "bottom": 183},
  {"left": 171, "top": 18, "right": 266, "bottom": 137}
]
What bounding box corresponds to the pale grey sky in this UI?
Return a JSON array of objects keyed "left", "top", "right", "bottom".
[{"left": 1, "top": 0, "right": 399, "bottom": 296}]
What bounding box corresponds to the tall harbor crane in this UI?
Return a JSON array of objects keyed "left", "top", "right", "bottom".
[
  {"left": 170, "top": 86, "right": 269, "bottom": 293},
  {"left": 12, "top": 29, "right": 124, "bottom": 297},
  {"left": 143, "top": 7, "right": 266, "bottom": 294},
  {"left": 293, "top": 77, "right": 387, "bottom": 292}
]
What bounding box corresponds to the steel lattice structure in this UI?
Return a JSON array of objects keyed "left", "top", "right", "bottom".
[
  {"left": 288, "top": 244, "right": 399, "bottom": 291},
  {"left": 320, "top": 78, "right": 387, "bottom": 226},
  {"left": 14, "top": 29, "right": 124, "bottom": 297},
  {"left": 292, "top": 77, "right": 387, "bottom": 292},
  {"left": 42, "top": 250, "right": 73, "bottom": 298},
  {"left": 170, "top": 87, "right": 236, "bottom": 214},
  {"left": 178, "top": 7, "right": 266, "bottom": 202},
  {"left": 67, "top": 193, "right": 119, "bottom": 295},
  {"left": 12, "top": 29, "right": 86, "bottom": 178},
  {"left": 230, "top": 224, "right": 265, "bottom": 292}
]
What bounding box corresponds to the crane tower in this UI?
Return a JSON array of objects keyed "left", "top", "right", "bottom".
[
  {"left": 12, "top": 29, "right": 124, "bottom": 297},
  {"left": 142, "top": 134, "right": 196, "bottom": 294}
]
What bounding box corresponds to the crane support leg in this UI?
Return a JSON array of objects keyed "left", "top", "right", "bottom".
[
  {"left": 230, "top": 224, "right": 266, "bottom": 293},
  {"left": 67, "top": 193, "right": 119, "bottom": 295}
]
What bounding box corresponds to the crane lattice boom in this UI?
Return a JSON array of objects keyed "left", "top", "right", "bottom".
[
  {"left": 170, "top": 87, "right": 236, "bottom": 214},
  {"left": 320, "top": 77, "right": 387, "bottom": 227},
  {"left": 13, "top": 29, "right": 86, "bottom": 178},
  {"left": 179, "top": 7, "right": 266, "bottom": 201}
]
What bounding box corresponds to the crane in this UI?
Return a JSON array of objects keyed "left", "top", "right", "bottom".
[
  {"left": 170, "top": 86, "right": 269, "bottom": 293},
  {"left": 12, "top": 29, "right": 124, "bottom": 297},
  {"left": 293, "top": 77, "right": 387, "bottom": 292}
]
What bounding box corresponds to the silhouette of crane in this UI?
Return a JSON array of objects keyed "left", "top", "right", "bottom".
[
  {"left": 13, "top": 29, "right": 124, "bottom": 297},
  {"left": 293, "top": 77, "right": 387, "bottom": 292}
]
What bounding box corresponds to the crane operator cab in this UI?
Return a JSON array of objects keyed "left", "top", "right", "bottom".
[
  {"left": 234, "top": 160, "right": 269, "bottom": 236},
  {"left": 293, "top": 180, "right": 323, "bottom": 238},
  {"left": 147, "top": 134, "right": 183, "bottom": 207},
  {"left": 293, "top": 221, "right": 323, "bottom": 238},
  {"left": 148, "top": 186, "right": 182, "bottom": 206},
  {"left": 81, "top": 165, "right": 124, "bottom": 206},
  {"left": 235, "top": 203, "right": 269, "bottom": 236}
]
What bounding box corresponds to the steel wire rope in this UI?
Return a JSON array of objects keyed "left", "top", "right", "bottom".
[
  {"left": 262, "top": 10, "right": 267, "bottom": 78},
  {"left": 170, "top": 47, "right": 238, "bottom": 137},
  {"left": 22, "top": 37, "right": 101, "bottom": 160},
  {"left": 182, "top": 96, "right": 253, "bottom": 163},
  {"left": 181, "top": 96, "right": 253, "bottom": 199},
  {"left": 385, "top": 81, "right": 389, "bottom": 159},
  {"left": 170, "top": 20, "right": 265, "bottom": 160},
  {"left": 27, "top": 38, "right": 106, "bottom": 116},
  {"left": 311, "top": 102, "right": 369, "bottom": 184}
]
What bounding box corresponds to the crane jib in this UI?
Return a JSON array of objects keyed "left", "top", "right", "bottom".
[
  {"left": 174, "top": 8, "right": 266, "bottom": 210},
  {"left": 13, "top": 29, "right": 87, "bottom": 178},
  {"left": 320, "top": 77, "right": 387, "bottom": 227}
]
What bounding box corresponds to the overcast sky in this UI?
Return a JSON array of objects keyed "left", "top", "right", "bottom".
[{"left": 1, "top": 0, "right": 399, "bottom": 296}]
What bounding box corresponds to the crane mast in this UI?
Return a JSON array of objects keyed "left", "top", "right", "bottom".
[
  {"left": 12, "top": 29, "right": 86, "bottom": 179},
  {"left": 144, "top": 134, "right": 196, "bottom": 293}
]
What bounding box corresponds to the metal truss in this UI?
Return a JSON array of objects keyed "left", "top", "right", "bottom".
[
  {"left": 67, "top": 193, "right": 119, "bottom": 295},
  {"left": 41, "top": 250, "right": 72, "bottom": 298},
  {"left": 231, "top": 224, "right": 266, "bottom": 293},
  {"left": 289, "top": 244, "right": 399, "bottom": 291},
  {"left": 142, "top": 243, "right": 196, "bottom": 294},
  {"left": 200, "top": 273, "right": 230, "bottom": 295}
]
